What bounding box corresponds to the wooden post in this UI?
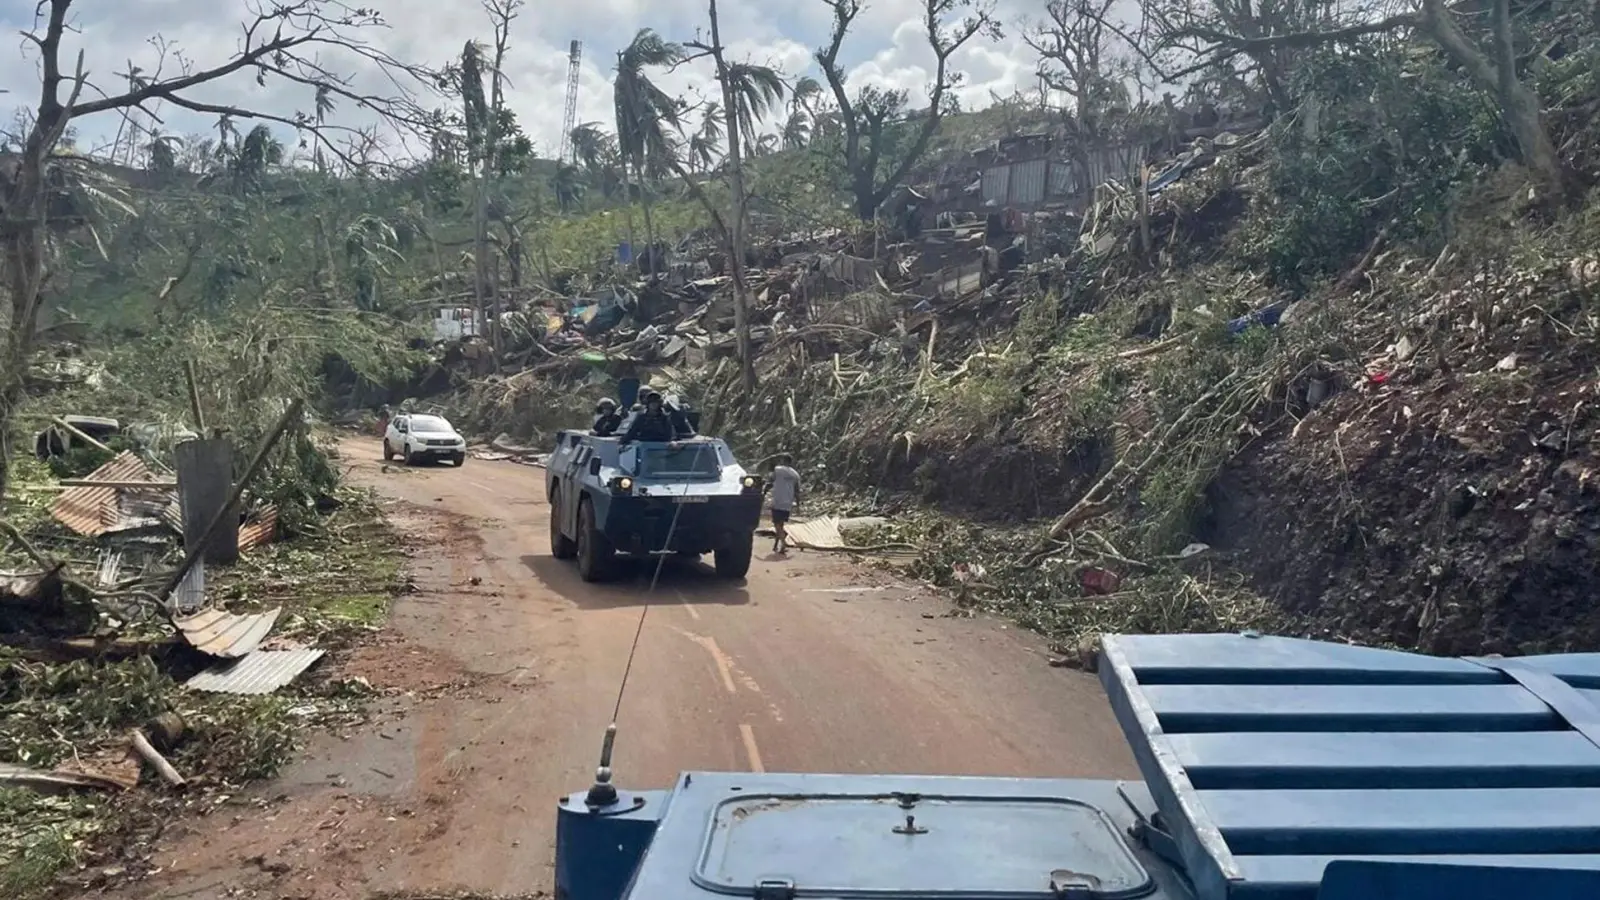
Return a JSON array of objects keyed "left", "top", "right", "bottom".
[
  {"left": 175, "top": 438, "right": 239, "bottom": 566},
  {"left": 50, "top": 417, "right": 113, "bottom": 454},
  {"left": 182, "top": 361, "right": 207, "bottom": 433}
]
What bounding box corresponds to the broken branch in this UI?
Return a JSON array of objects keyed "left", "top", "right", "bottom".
[{"left": 130, "top": 729, "right": 186, "bottom": 787}]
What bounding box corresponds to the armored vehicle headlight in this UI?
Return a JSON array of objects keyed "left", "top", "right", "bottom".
[
  {"left": 614, "top": 476, "right": 634, "bottom": 492},
  {"left": 741, "top": 476, "right": 756, "bottom": 488}
]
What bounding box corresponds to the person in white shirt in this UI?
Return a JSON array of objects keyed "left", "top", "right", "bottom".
[{"left": 766, "top": 454, "right": 802, "bottom": 554}]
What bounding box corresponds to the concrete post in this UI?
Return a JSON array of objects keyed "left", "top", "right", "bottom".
[{"left": 175, "top": 437, "right": 239, "bottom": 566}]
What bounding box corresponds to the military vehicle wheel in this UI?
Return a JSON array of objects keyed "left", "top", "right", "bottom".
[
  {"left": 550, "top": 494, "right": 577, "bottom": 560},
  {"left": 714, "top": 534, "right": 753, "bottom": 580},
  {"left": 576, "top": 499, "right": 614, "bottom": 582}
]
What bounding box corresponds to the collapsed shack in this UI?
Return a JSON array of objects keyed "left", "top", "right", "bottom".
[{"left": 0, "top": 398, "right": 343, "bottom": 818}]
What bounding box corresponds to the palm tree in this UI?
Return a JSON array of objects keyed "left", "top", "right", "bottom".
[
  {"left": 549, "top": 163, "right": 585, "bottom": 211},
  {"left": 781, "top": 113, "right": 811, "bottom": 151},
  {"left": 228, "top": 124, "right": 283, "bottom": 193},
  {"left": 145, "top": 130, "right": 183, "bottom": 176},
  {"left": 791, "top": 76, "right": 822, "bottom": 115},
  {"left": 782, "top": 76, "right": 822, "bottom": 150},
  {"left": 569, "top": 122, "right": 624, "bottom": 197},
  {"left": 724, "top": 63, "right": 786, "bottom": 150},
  {"left": 342, "top": 214, "right": 404, "bottom": 311},
  {"left": 613, "top": 28, "right": 686, "bottom": 268},
  {"left": 689, "top": 103, "right": 725, "bottom": 172}
]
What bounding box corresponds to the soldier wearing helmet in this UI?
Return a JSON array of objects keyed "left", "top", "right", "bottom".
[{"left": 592, "top": 398, "right": 622, "bottom": 436}]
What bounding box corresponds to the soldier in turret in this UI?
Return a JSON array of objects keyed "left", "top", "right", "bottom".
[
  {"left": 621, "top": 391, "right": 692, "bottom": 444},
  {"left": 592, "top": 398, "right": 622, "bottom": 436}
]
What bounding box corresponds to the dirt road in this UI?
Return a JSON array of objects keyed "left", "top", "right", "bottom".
[{"left": 102, "top": 439, "right": 1134, "bottom": 899}]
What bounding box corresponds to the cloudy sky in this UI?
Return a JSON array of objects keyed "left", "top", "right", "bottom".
[{"left": 0, "top": 0, "right": 1067, "bottom": 161}]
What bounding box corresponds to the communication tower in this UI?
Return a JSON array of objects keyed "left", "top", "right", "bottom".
[{"left": 558, "top": 40, "right": 582, "bottom": 165}]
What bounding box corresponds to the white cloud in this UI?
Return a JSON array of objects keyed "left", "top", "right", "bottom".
[{"left": 0, "top": 0, "right": 1065, "bottom": 162}]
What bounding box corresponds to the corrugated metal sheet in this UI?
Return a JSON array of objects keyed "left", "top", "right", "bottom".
[
  {"left": 782, "top": 516, "right": 845, "bottom": 550},
  {"left": 237, "top": 506, "right": 279, "bottom": 553},
  {"left": 1010, "top": 158, "right": 1049, "bottom": 205},
  {"left": 1048, "top": 161, "right": 1075, "bottom": 197},
  {"left": 186, "top": 648, "right": 326, "bottom": 695},
  {"left": 1100, "top": 632, "right": 1600, "bottom": 900},
  {"left": 980, "top": 165, "right": 1009, "bottom": 206},
  {"left": 172, "top": 606, "right": 281, "bottom": 658},
  {"left": 51, "top": 451, "right": 177, "bottom": 537},
  {"left": 1083, "top": 144, "right": 1144, "bottom": 193},
  {"left": 170, "top": 559, "right": 205, "bottom": 614}
]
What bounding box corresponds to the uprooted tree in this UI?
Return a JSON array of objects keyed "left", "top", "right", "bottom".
[
  {"left": 0, "top": 0, "right": 433, "bottom": 501},
  {"left": 816, "top": 0, "right": 1003, "bottom": 221}
]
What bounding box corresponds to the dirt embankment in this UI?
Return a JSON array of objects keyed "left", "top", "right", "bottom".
[{"left": 1211, "top": 339, "right": 1600, "bottom": 656}]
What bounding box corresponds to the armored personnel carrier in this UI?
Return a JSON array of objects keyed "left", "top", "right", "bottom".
[
  {"left": 544, "top": 378, "right": 762, "bottom": 582},
  {"left": 555, "top": 631, "right": 1600, "bottom": 900}
]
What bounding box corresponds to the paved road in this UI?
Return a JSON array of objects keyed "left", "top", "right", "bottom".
[{"left": 103, "top": 438, "right": 1134, "bottom": 900}]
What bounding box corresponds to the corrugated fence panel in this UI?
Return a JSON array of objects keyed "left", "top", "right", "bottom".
[
  {"left": 980, "top": 165, "right": 1010, "bottom": 206},
  {"left": 1010, "top": 158, "right": 1049, "bottom": 205}
]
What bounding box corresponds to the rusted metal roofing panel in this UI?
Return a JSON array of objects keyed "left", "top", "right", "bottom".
[
  {"left": 1010, "top": 158, "right": 1049, "bottom": 206},
  {"left": 51, "top": 451, "right": 176, "bottom": 537},
  {"left": 186, "top": 648, "right": 326, "bottom": 695},
  {"left": 237, "top": 506, "right": 279, "bottom": 553},
  {"left": 172, "top": 606, "right": 281, "bottom": 658}
]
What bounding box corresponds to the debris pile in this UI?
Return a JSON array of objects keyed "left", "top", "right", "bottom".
[
  {"left": 428, "top": 123, "right": 1270, "bottom": 459},
  {"left": 0, "top": 396, "right": 349, "bottom": 828}
]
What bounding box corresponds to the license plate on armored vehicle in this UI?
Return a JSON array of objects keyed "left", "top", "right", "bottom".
[{"left": 673, "top": 495, "right": 709, "bottom": 504}]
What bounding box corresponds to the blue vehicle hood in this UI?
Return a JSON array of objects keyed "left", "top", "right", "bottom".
[{"left": 557, "top": 633, "right": 1600, "bottom": 900}]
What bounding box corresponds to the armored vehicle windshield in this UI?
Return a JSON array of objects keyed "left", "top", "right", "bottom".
[{"left": 627, "top": 443, "right": 723, "bottom": 478}]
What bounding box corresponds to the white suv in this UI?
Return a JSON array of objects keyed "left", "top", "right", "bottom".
[{"left": 384, "top": 413, "right": 467, "bottom": 466}]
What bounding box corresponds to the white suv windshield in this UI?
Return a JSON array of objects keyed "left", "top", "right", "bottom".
[{"left": 410, "top": 416, "right": 453, "bottom": 432}]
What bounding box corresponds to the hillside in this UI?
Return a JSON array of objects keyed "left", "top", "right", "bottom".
[
  {"left": 12, "top": 6, "right": 1600, "bottom": 665},
  {"left": 5, "top": 6, "right": 1600, "bottom": 894}
]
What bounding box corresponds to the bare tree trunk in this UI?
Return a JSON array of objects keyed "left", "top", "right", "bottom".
[
  {"left": 640, "top": 183, "right": 659, "bottom": 279},
  {"left": 472, "top": 163, "right": 495, "bottom": 353},
  {"left": 1420, "top": 0, "right": 1563, "bottom": 193},
  {"left": 1, "top": 153, "right": 54, "bottom": 504},
  {"left": 503, "top": 219, "right": 524, "bottom": 287},
  {"left": 622, "top": 170, "right": 639, "bottom": 265},
  {"left": 708, "top": 0, "right": 756, "bottom": 391},
  {"left": 0, "top": 387, "right": 15, "bottom": 501}
]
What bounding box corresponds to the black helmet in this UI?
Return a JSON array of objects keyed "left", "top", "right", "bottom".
[
  {"left": 596, "top": 398, "right": 616, "bottom": 412},
  {"left": 644, "top": 390, "right": 662, "bottom": 404}
]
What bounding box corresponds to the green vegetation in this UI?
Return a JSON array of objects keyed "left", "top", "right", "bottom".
[{"left": 1, "top": 1, "right": 1599, "bottom": 886}]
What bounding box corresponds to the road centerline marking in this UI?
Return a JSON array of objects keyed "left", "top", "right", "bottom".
[
  {"left": 672, "top": 627, "right": 737, "bottom": 694},
  {"left": 738, "top": 723, "right": 765, "bottom": 773},
  {"left": 676, "top": 589, "right": 701, "bottom": 620}
]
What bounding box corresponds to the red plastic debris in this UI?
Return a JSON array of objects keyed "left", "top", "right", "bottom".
[{"left": 1079, "top": 567, "right": 1122, "bottom": 596}]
